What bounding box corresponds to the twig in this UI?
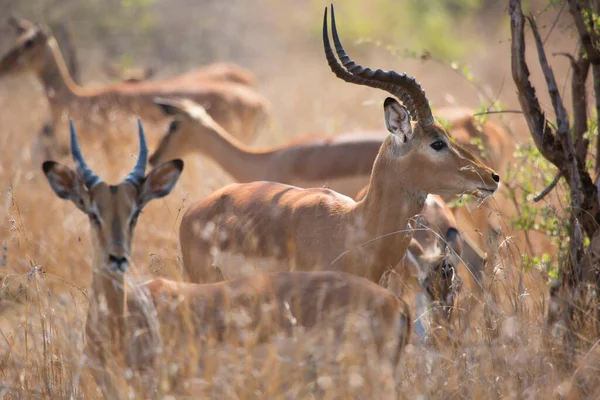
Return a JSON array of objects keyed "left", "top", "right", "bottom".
[
  {"left": 509, "top": 0, "right": 565, "bottom": 168},
  {"left": 534, "top": 171, "right": 563, "bottom": 202},
  {"left": 568, "top": 0, "right": 600, "bottom": 64},
  {"left": 529, "top": 14, "right": 585, "bottom": 213},
  {"left": 555, "top": 47, "right": 591, "bottom": 163},
  {"left": 528, "top": 15, "right": 572, "bottom": 151},
  {"left": 472, "top": 110, "right": 523, "bottom": 117},
  {"left": 544, "top": 1, "right": 567, "bottom": 44}
]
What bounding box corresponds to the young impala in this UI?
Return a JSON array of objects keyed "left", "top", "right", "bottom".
[
  {"left": 388, "top": 195, "right": 471, "bottom": 337},
  {"left": 43, "top": 120, "right": 411, "bottom": 397},
  {"left": 0, "top": 17, "right": 270, "bottom": 154},
  {"left": 177, "top": 6, "right": 499, "bottom": 284}
]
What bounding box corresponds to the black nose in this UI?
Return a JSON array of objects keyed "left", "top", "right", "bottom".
[
  {"left": 109, "top": 254, "right": 128, "bottom": 271},
  {"left": 491, "top": 172, "right": 500, "bottom": 183}
]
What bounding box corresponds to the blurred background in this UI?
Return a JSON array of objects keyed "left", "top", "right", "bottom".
[{"left": 0, "top": 0, "right": 576, "bottom": 139}]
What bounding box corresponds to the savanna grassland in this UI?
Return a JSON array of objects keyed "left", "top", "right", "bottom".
[{"left": 1, "top": 0, "right": 599, "bottom": 398}]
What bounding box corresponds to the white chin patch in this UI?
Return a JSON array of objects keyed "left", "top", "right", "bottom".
[{"left": 108, "top": 263, "right": 128, "bottom": 273}]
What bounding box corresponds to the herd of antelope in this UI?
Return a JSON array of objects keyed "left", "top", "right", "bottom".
[{"left": 0, "top": 4, "right": 554, "bottom": 397}]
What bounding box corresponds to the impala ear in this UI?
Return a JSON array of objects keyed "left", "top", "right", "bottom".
[
  {"left": 8, "top": 16, "right": 35, "bottom": 35},
  {"left": 384, "top": 97, "right": 412, "bottom": 143},
  {"left": 139, "top": 159, "right": 184, "bottom": 207},
  {"left": 42, "top": 161, "right": 91, "bottom": 213},
  {"left": 154, "top": 97, "right": 187, "bottom": 116},
  {"left": 444, "top": 227, "right": 461, "bottom": 250}
]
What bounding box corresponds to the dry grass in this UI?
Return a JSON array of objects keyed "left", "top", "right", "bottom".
[{"left": 1, "top": 1, "right": 599, "bottom": 398}]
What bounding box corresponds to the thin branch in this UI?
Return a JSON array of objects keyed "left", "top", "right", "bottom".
[
  {"left": 509, "top": 0, "right": 566, "bottom": 169},
  {"left": 534, "top": 171, "right": 564, "bottom": 202},
  {"left": 544, "top": 1, "right": 567, "bottom": 44},
  {"left": 555, "top": 47, "right": 591, "bottom": 164},
  {"left": 529, "top": 14, "right": 584, "bottom": 209},
  {"left": 568, "top": 0, "right": 600, "bottom": 64},
  {"left": 529, "top": 15, "right": 572, "bottom": 151},
  {"left": 472, "top": 110, "right": 524, "bottom": 117}
]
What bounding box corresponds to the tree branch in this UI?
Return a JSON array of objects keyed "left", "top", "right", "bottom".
[
  {"left": 534, "top": 171, "right": 564, "bottom": 202},
  {"left": 529, "top": 14, "right": 585, "bottom": 212},
  {"left": 509, "top": 0, "right": 566, "bottom": 169},
  {"left": 554, "top": 48, "right": 590, "bottom": 163},
  {"left": 568, "top": 0, "right": 600, "bottom": 64}
]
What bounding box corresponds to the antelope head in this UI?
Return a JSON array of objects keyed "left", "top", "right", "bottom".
[
  {"left": 419, "top": 228, "right": 464, "bottom": 321},
  {"left": 0, "top": 17, "right": 48, "bottom": 77},
  {"left": 149, "top": 97, "right": 218, "bottom": 166},
  {"left": 323, "top": 5, "right": 500, "bottom": 199},
  {"left": 42, "top": 120, "right": 184, "bottom": 273}
]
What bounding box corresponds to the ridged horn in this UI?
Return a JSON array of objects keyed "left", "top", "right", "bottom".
[
  {"left": 124, "top": 119, "right": 148, "bottom": 187},
  {"left": 70, "top": 119, "right": 100, "bottom": 189},
  {"left": 324, "top": 5, "right": 434, "bottom": 126}
]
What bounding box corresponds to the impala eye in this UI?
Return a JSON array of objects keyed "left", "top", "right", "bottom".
[
  {"left": 168, "top": 120, "right": 180, "bottom": 134},
  {"left": 430, "top": 140, "right": 446, "bottom": 151},
  {"left": 23, "top": 38, "right": 34, "bottom": 49}
]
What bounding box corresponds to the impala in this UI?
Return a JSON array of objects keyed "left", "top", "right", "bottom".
[
  {"left": 0, "top": 17, "right": 271, "bottom": 154},
  {"left": 104, "top": 61, "right": 257, "bottom": 87},
  {"left": 149, "top": 97, "right": 513, "bottom": 200},
  {"left": 177, "top": 6, "right": 499, "bottom": 284},
  {"left": 43, "top": 120, "right": 411, "bottom": 397},
  {"left": 150, "top": 97, "right": 382, "bottom": 196},
  {"left": 148, "top": 100, "right": 480, "bottom": 316},
  {"left": 384, "top": 195, "right": 467, "bottom": 336}
]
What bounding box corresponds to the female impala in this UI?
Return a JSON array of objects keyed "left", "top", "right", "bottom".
[
  {"left": 0, "top": 18, "right": 271, "bottom": 153},
  {"left": 43, "top": 121, "right": 411, "bottom": 397},
  {"left": 178, "top": 6, "right": 500, "bottom": 284},
  {"left": 150, "top": 97, "right": 382, "bottom": 196}
]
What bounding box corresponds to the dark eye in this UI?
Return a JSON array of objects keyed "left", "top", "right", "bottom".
[
  {"left": 89, "top": 212, "right": 101, "bottom": 226},
  {"left": 168, "top": 120, "right": 180, "bottom": 134},
  {"left": 430, "top": 140, "right": 446, "bottom": 151},
  {"left": 23, "top": 38, "right": 34, "bottom": 49}
]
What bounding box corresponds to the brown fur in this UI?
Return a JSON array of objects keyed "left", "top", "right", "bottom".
[
  {"left": 0, "top": 23, "right": 271, "bottom": 153},
  {"left": 143, "top": 272, "right": 411, "bottom": 373},
  {"left": 180, "top": 101, "right": 499, "bottom": 284},
  {"left": 150, "top": 98, "right": 379, "bottom": 195},
  {"left": 43, "top": 129, "right": 412, "bottom": 396},
  {"left": 389, "top": 196, "right": 468, "bottom": 330}
]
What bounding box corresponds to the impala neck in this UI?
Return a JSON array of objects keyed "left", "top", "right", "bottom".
[
  {"left": 192, "top": 121, "right": 272, "bottom": 182},
  {"left": 37, "top": 38, "right": 78, "bottom": 105},
  {"left": 86, "top": 249, "right": 128, "bottom": 360},
  {"left": 355, "top": 153, "right": 426, "bottom": 279}
]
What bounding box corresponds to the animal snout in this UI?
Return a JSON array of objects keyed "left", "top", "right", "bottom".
[{"left": 109, "top": 254, "right": 128, "bottom": 272}]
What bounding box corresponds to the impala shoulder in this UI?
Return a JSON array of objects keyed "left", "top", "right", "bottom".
[{"left": 295, "top": 187, "right": 354, "bottom": 209}]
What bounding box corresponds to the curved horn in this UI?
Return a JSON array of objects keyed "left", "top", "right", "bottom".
[
  {"left": 70, "top": 119, "right": 101, "bottom": 189},
  {"left": 124, "top": 119, "right": 148, "bottom": 187},
  {"left": 324, "top": 5, "right": 434, "bottom": 126}
]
